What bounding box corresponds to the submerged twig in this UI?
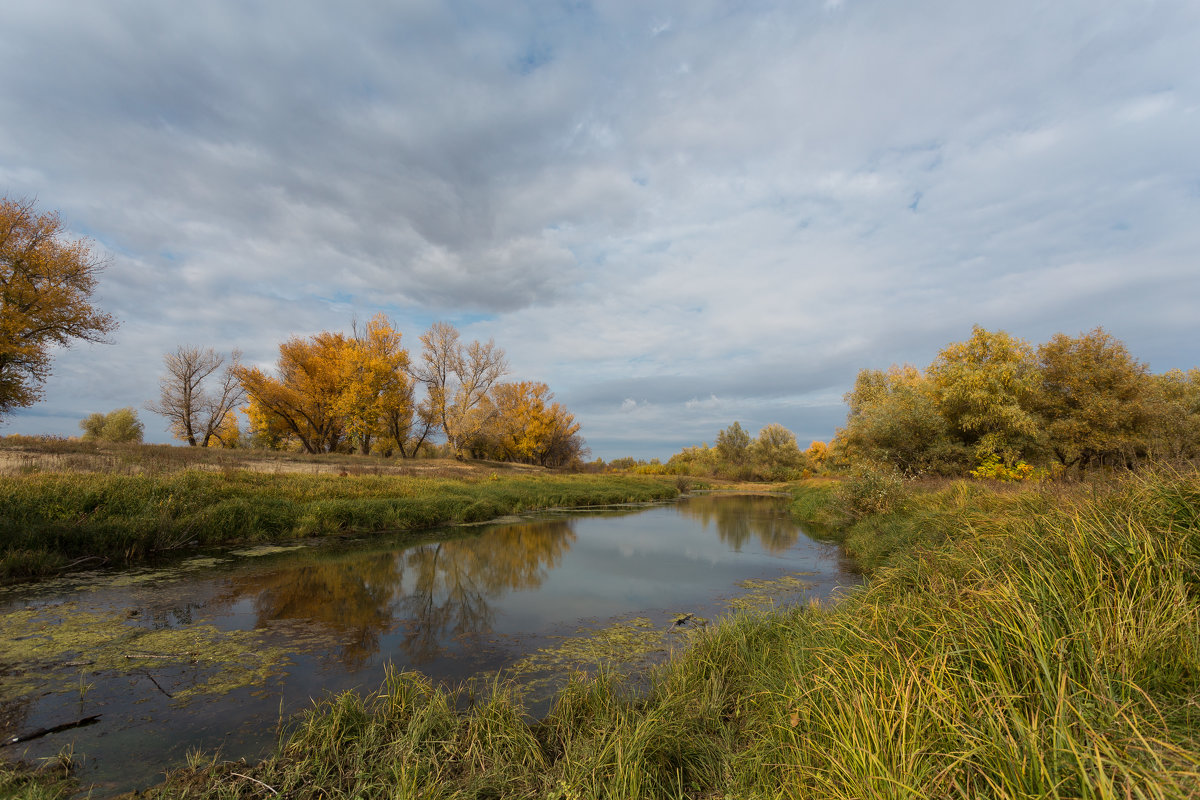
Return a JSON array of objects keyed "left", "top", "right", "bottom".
[
  {"left": 142, "top": 670, "right": 174, "bottom": 699},
  {"left": 2, "top": 715, "right": 101, "bottom": 747}
]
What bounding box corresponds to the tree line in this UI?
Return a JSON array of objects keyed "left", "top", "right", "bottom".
[
  {"left": 148, "top": 315, "right": 587, "bottom": 467},
  {"left": 0, "top": 197, "right": 584, "bottom": 467},
  {"left": 831, "top": 325, "right": 1200, "bottom": 478}
]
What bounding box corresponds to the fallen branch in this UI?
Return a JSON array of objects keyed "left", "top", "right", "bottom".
[{"left": 2, "top": 715, "right": 101, "bottom": 747}]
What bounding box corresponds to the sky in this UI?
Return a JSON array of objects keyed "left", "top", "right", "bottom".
[{"left": 2, "top": 0, "right": 1198, "bottom": 460}]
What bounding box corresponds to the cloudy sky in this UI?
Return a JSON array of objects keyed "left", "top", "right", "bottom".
[{"left": 2, "top": 1, "right": 1198, "bottom": 459}]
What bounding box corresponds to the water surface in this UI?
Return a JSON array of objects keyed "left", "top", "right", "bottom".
[{"left": 0, "top": 494, "right": 858, "bottom": 795}]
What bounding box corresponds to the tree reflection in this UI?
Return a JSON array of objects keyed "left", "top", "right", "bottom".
[
  {"left": 218, "top": 520, "right": 575, "bottom": 667},
  {"left": 676, "top": 495, "right": 801, "bottom": 554},
  {"left": 222, "top": 551, "right": 401, "bottom": 667},
  {"left": 395, "top": 521, "right": 575, "bottom": 663}
]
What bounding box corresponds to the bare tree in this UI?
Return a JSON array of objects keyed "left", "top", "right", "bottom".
[
  {"left": 147, "top": 346, "right": 245, "bottom": 446},
  {"left": 415, "top": 322, "right": 508, "bottom": 459}
]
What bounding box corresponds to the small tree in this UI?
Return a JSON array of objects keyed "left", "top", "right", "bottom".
[
  {"left": 80, "top": 407, "right": 143, "bottom": 443},
  {"left": 751, "top": 423, "right": 805, "bottom": 477},
  {"left": 147, "top": 346, "right": 245, "bottom": 447},
  {"left": 415, "top": 321, "right": 508, "bottom": 459},
  {"left": 715, "top": 421, "right": 752, "bottom": 466}
]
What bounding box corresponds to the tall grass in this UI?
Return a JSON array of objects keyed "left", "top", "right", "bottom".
[
  {"left": 59, "top": 468, "right": 1193, "bottom": 799},
  {"left": 0, "top": 471, "right": 677, "bottom": 583}
]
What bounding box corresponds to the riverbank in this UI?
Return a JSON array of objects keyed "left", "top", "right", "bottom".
[
  {"left": 6, "top": 469, "right": 1198, "bottom": 798},
  {"left": 0, "top": 465, "right": 678, "bottom": 583}
]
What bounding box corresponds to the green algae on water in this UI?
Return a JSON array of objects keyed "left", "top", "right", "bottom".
[{"left": 0, "top": 602, "right": 291, "bottom": 703}]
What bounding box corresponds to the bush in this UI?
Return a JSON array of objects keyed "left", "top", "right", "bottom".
[
  {"left": 832, "top": 465, "right": 908, "bottom": 522},
  {"left": 79, "top": 408, "right": 144, "bottom": 443}
]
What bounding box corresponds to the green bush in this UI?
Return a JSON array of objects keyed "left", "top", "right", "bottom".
[{"left": 832, "top": 465, "right": 908, "bottom": 522}]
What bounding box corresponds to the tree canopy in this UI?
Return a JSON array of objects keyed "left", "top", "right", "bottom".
[{"left": 0, "top": 198, "right": 117, "bottom": 417}]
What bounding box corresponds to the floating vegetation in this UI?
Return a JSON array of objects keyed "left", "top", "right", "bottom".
[
  {"left": 727, "top": 572, "right": 816, "bottom": 611},
  {"left": 0, "top": 602, "right": 291, "bottom": 703},
  {"left": 504, "top": 615, "right": 689, "bottom": 698}
]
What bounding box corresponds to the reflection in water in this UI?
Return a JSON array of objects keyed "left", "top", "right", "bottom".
[
  {"left": 397, "top": 521, "right": 575, "bottom": 663},
  {"left": 218, "top": 520, "right": 576, "bottom": 667},
  {"left": 676, "top": 495, "right": 801, "bottom": 554},
  {"left": 223, "top": 553, "right": 403, "bottom": 667}
]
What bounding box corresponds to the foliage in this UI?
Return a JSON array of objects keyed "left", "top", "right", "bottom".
[
  {"left": 833, "top": 325, "right": 1200, "bottom": 478},
  {"left": 927, "top": 325, "right": 1041, "bottom": 463},
  {"left": 335, "top": 314, "right": 415, "bottom": 456},
  {"left": 837, "top": 365, "right": 968, "bottom": 476},
  {"left": 1148, "top": 368, "right": 1200, "bottom": 461},
  {"left": 830, "top": 464, "right": 909, "bottom": 522},
  {"left": 0, "top": 197, "right": 118, "bottom": 417},
  {"left": 968, "top": 453, "right": 1036, "bottom": 481},
  {"left": 237, "top": 330, "right": 353, "bottom": 454},
  {"left": 1036, "top": 327, "right": 1154, "bottom": 468},
  {"left": 714, "top": 421, "right": 751, "bottom": 465},
  {"left": 78, "top": 407, "right": 143, "bottom": 443},
  {"left": 664, "top": 423, "right": 813, "bottom": 481},
  {"left": 472, "top": 381, "right": 587, "bottom": 467}
]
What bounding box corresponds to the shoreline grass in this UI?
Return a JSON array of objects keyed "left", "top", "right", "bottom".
[{"left": 0, "top": 469, "right": 678, "bottom": 583}]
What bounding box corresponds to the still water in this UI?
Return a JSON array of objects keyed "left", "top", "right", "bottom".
[{"left": 1, "top": 494, "right": 858, "bottom": 795}]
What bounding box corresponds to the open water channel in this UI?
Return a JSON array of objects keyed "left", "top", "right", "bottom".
[{"left": 1, "top": 493, "right": 859, "bottom": 795}]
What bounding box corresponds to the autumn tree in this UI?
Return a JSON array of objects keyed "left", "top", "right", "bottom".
[
  {"left": 0, "top": 198, "right": 117, "bottom": 417},
  {"left": 236, "top": 332, "right": 351, "bottom": 454},
  {"left": 1146, "top": 368, "right": 1200, "bottom": 461},
  {"left": 207, "top": 409, "right": 242, "bottom": 448},
  {"left": 1035, "top": 328, "right": 1154, "bottom": 469},
  {"left": 479, "top": 381, "right": 586, "bottom": 466},
  {"left": 750, "top": 423, "right": 805, "bottom": 477},
  {"left": 836, "top": 364, "right": 967, "bottom": 476},
  {"left": 715, "top": 421, "right": 752, "bottom": 465},
  {"left": 928, "top": 326, "right": 1041, "bottom": 465},
  {"left": 415, "top": 321, "right": 508, "bottom": 459},
  {"left": 146, "top": 346, "right": 245, "bottom": 447},
  {"left": 80, "top": 407, "right": 143, "bottom": 443},
  {"left": 335, "top": 314, "right": 414, "bottom": 456}
]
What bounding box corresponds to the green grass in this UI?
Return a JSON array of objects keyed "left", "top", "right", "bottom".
[
  {"left": 0, "top": 471, "right": 677, "bottom": 583},
  {"left": 7, "top": 468, "right": 1187, "bottom": 798}
]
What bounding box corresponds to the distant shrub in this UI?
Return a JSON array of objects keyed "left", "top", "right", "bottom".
[{"left": 79, "top": 408, "right": 144, "bottom": 444}]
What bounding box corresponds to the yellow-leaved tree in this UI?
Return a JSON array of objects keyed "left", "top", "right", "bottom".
[
  {"left": 1, "top": 198, "right": 117, "bottom": 417},
  {"left": 927, "top": 325, "right": 1041, "bottom": 466},
  {"left": 236, "top": 332, "right": 351, "bottom": 454},
  {"left": 482, "top": 381, "right": 585, "bottom": 466},
  {"left": 335, "top": 314, "right": 413, "bottom": 456}
]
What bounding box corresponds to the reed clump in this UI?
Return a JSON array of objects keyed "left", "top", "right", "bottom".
[{"left": 80, "top": 467, "right": 1197, "bottom": 799}]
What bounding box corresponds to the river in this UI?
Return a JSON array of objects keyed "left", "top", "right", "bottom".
[{"left": 0, "top": 493, "right": 858, "bottom": 795}]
